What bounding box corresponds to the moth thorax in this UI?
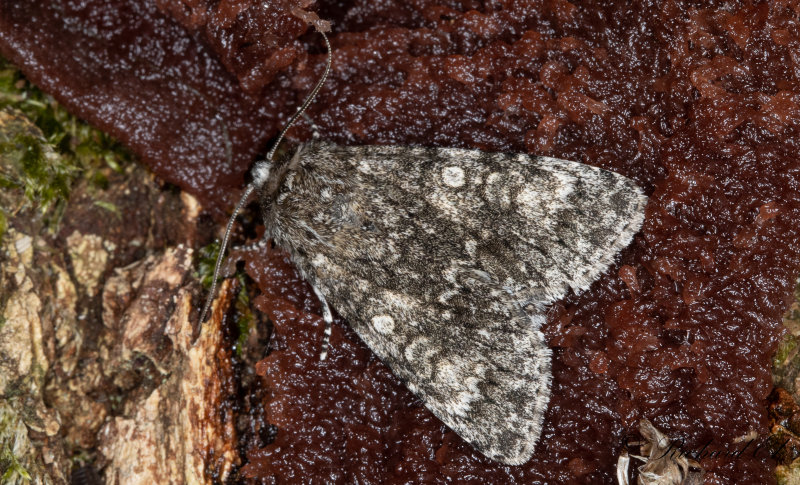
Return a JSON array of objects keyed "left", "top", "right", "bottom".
[{"left": 251, "top": 161, "right": 271, "bottom": 186}]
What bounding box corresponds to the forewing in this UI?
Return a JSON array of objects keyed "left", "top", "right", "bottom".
[
  {"left": 266, "top": 142, "right": 646, "bottom": 464},
  {"left": 409, "top": 146, "right": 648, "bottom": 307},
  {"left": 322, "top": 266, "right": 552, "bottom": 465}
]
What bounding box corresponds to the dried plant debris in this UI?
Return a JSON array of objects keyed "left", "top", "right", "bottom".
[
  {"left": 772, "top": 279, "right": 800, "bottom": 484},
  {"left": 775, "top": 278, "right": 800, "bottom": 395},
  {"left": 98, "top": 249, "right": 239, "bottom": 484},
  {"left": 0, "top": 172, "right": 237, "bottom": 483},
  {"left": 769, "top": 388, "right": 800, "bottom": 485},
  {"left": 0, "top": 100, "right": 236, "bottom": 481},
  {"left": 0, "top": 402, "right": 38, "bottom": 484},
  {"left": 618, "top": 419, "right": 704, "bottom": 485},
  {"left": 0, "top": 228, "right": 69, "bottom": 484}
]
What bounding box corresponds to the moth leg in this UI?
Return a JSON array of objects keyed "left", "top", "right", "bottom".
[
  {"left": 312, "top": 285, "right": 333, "bottom": 360},
  {"left": 302, "top": 112, "right": 322, "bottom": 140}
]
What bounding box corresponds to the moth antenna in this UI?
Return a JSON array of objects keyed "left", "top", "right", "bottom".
[
  {"left": 262, "top": 31, "right": 331, "bottom": 170},
  {"left": 199, "top": 29, "right": 333, "bottom": 324},
  {"left": 199, "top": 184, "right": 256, "bottom": 324}
]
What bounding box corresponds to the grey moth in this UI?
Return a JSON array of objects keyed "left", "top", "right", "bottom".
[{"left": 201, "top": 31, "right": 647, "bottom": 465}]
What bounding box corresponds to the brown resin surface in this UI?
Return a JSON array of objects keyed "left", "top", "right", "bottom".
[{"left": 2, "top": 1, "right": 800, "bottom": 483}]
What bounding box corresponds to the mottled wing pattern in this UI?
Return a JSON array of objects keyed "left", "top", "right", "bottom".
[{"left": 263, "top": 142, "right": 647, "bottom": 464}]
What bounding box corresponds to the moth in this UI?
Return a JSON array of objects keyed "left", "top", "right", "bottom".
[{"left": 201, "top": 31, "right": 648, "bottom": 465}]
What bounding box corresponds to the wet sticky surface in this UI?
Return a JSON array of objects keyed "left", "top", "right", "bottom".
[
  {"left": 2, "top": 1, "right": 799, "bottom": 483},
  {"left": 0, "top": 0, "right": 296, "bottom": 213}
]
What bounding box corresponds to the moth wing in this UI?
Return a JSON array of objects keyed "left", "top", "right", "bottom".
[
  {"left": 271, "top": 143, "right": 647, "bottom": 464},
  {"left": 410, "top": 147, "right": 649, "bottom": 307},
  {"left": 331, "top": 267, "right": 552, "bottom": 465}
]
